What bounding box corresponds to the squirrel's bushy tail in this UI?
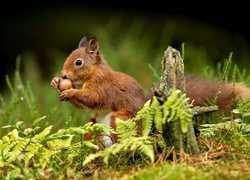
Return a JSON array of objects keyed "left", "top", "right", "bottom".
[{"left": 185, "top": 75, "right": 250, "bottom": 112}]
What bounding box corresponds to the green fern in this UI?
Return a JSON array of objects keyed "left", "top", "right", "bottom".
[
  {"left": 47, "top": 135, "right": 73, "bottom": 150},
  {"left": 33, "top": 125, "right": 52, "bottom": 141},
  {"left": 7, "top": 138, "right": 29, "bottom": 163},
  {"left": 134, "top": 97, "right": 160, "bottom": 137},
  {"left": 0, "top": 117, "right": 116, "bottom": 169},
  {"left": 116, "top": 118, "right": 137, "bottom": 140},
  {"left": 24, "top": 141, "right": 42, "bottom": 166},
  {"left": 37, "top": 148, "right": 61, "bottom": 169},
  {"left": 154, "top": 90, "right": 193, "bottom": 132},
  {"left": 82, "top": 136, "right": 154, "bottom": 166}
]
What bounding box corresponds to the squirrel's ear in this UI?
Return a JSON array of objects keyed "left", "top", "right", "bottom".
[
  {"left": 87, "top": 37, "right": 99, "bottom": 54},
  {"left": 78, "top": 36, "right": 88, "bottom": 48}
]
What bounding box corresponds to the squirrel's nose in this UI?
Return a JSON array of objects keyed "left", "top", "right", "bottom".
[{"left": 61, "top": 69, "right": 68, "bottom": 79}]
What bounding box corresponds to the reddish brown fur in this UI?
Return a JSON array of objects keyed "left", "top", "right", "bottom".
[
  {"left": 50, "top": 37, "right": 146, "bottom": 146},
  {"left": 185, "top": 75, "right": 250, "bottom": 112}
]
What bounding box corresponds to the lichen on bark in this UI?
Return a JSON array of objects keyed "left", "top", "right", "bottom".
[{"left": 159, "top": 46, "right": 200, "bottom": 155}]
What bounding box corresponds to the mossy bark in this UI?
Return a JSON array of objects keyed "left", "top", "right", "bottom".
[{"left": 159, "top": 46, "right": 200, "bottom": 155}]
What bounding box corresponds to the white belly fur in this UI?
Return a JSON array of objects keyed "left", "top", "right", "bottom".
[{"left": 95, "top": 110, "right": 113, "bottom": 148}]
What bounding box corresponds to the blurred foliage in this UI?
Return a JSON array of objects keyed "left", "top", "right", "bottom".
[{"left": 1, "top": 5, "right": 250, "bottom": 92}]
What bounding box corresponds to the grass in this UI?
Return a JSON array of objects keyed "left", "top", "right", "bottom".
[{"left": 1, "top": 21, "right": 250, "bottom": 179}]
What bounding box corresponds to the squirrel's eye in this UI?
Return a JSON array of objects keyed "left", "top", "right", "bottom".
[{"left": 75, "top": 59, "right": 82, "bottom": 66}]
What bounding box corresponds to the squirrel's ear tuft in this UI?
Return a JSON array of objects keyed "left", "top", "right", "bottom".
[
  {"left": 78, "top": 36, "right": 88, "bottom": 48},
  {"left": 87, "top": 37, "right": 99, "bottom": 53}
]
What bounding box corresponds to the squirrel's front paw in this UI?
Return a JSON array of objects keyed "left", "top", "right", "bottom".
[
  {"left": 59, "top": 89, "right": 74, "bottom": 101},
  {"left": 50, "top": 77, "right": 61, "bottom": 90}
]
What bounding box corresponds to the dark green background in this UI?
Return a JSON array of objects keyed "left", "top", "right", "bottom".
[{"left": 1, "top": 2, "right": 250, "bottom": 92}]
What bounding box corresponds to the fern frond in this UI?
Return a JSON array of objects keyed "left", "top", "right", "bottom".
[
  {"left": 116, "top": 118, "right": 137, "bottom": 140},
  {"left": 154, "top": 104, "right": 164, "bottom": 131},
  {"left": 7, "top": 138, "right": 29, "bottom": 163},
  {"left": 50, "top": 126, "right": 99, "bottom": 149},
  {"left": 133, "top": 100, "right": 150, "bottom": 121},
  {"left": 82, "top": 136, "right": 154, "bottom": 166},
  {"left": 165, "top": 90, "right": 185, "bottom": 122},
  {"left": 32, "top": 125, "right": 52, "bottom": 141},
  {"left": 83, "top": 122, "right": 116, "bottom": 135},
  {"left": 143, "top": 97, "right": 160, "bottom": 136},
  {"left": 92, "top": 123, "right": 115, "bottom": 135},
  {"left": 24, "top": 142, "right": 42, "bottom": 166},
  {"left": 160, "top": 90, "right": 181, "bottom": 123},
  {"left": 177, "top": 108, "right": 193, "bottom": 132},
  {"left": 80, "top": 141, "right": 99, "bottom": 150},
  {"left": 82, "top": 153, "right": 103, "bottom": 166},
  {"left": 1, "top": 127, "right": 44, "bottom": 166},
  {"left": 9, "top": 129, "right": 19, "bottom": 140},
  {"left": 139, "top": 101, "right": 153, "bottom": 136},
  {"left": 36, "top": 148, "right": 60, "bottom": 169},
  {"left": 135, "top": 97, "right": 160, "bottom": 136},
  {"left": 137, "top": 139, "right": 154, "bottom": 163},
  {"left": 47, "top": 135, "right": 73, "bottom": 150},
  {"left": 154, "top": 90, "right": 193, "bottom": 133},
  {"left": 0, "top": 129, "right": 21, "bottom": 161},
  {"left": 48, "top": 126, "right": 89, "bottom": 140}
]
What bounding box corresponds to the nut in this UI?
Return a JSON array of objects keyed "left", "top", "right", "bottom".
[{"left": 59, "top": 79, "right": 73, "bottom": 91}]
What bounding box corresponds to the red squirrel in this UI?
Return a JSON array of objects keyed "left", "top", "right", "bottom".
[
  {"left": 51, "top": 36, "right": 250, "bottom": 147},
  {"left": 50, "top": 36, "right": 146, "bottom": 148}
]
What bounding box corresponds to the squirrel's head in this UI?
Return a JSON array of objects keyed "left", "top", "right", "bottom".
[{"left": 61, "top": 36, "right": 104, "bottom": 88}]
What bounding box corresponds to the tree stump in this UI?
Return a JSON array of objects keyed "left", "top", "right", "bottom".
[{"left": 158, "top": 46, "right": 200, "bottom": 155}]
